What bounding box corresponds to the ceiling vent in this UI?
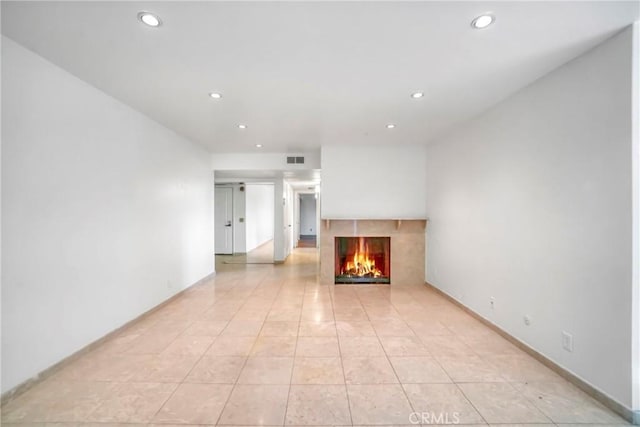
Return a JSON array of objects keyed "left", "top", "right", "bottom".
[{"left": 286, "top": 156, "right": 305, "bottom": 164}]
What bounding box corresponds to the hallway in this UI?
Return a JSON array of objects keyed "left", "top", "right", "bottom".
[{"left": 2, "top": 248, "right": 626, "bottom": 425}]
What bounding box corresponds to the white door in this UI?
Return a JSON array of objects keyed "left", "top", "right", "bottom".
[{"left": 215, "top": 187, "right": 233, "bottom": 254}]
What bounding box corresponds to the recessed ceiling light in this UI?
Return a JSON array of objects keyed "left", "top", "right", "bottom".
[
  {"left": 471, "top": 14, "right": 494, "bottom": 29},
  {"left": 238, "top": 124, "right": 247, "bottom": 129},
  {"left": 255, "top": 144, "right": 263, "bottom": 148},
  {"left": 411, "top": 92, "right": 424, "bottom": 99},
  {"left": 386, "top": 124, "right": 396, "bottom": 129},
  {"left": 209, "top": 92, "right": 222, "bottom": 99},
  {"left": 138, "top": 12, "right": 162, "bottom": 27}
]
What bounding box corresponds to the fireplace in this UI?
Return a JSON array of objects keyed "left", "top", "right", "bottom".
[
  {"left": 321, "top": 220, "right": 425, "bottom": 286},
  {"left": 335, "top": 236, "right": 390, "bottom": 284}
]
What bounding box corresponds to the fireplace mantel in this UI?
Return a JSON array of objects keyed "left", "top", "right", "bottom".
[
  {"left": 319, "top": 219, "right": 426, "bottom": 286},
  {"left": 322, "top": 218, "right": 428, "bottom": 230}
]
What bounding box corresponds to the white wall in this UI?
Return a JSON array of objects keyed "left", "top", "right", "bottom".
[
  {"left": 1, "top": 37, "right": 214, "bottom": 393},
  {"left": 631, "top": 21, "right": 640, "bottom": 416},
  {"left": 321, "top": 145, "right": 427, "bottom": 219},
  {"left": 245, "top": 184, "right": 275, "bottom": 252},
  {"left": 300, "top": 194, "right": 317, "bottom": 236},
  {"left": 425, "top": 27, "right": 634, "bottom": 409}
]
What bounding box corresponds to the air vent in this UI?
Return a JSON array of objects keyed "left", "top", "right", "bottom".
[{"left": 287, "top": 156, "right": 305, "bottom": 164}]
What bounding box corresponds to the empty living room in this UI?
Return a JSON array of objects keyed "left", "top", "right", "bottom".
[{"left": 2, "top": 1, "right": 640, "bottom": 425}]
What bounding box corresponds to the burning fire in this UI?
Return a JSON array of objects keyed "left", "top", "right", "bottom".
[{"left": 341, "top": 237, "right": 383, "bottom": 278}]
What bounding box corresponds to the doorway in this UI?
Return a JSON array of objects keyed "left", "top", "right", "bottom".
[
  {"left": 244, "top": 183, "right": 275, "bottom": 263},
  {"left": 298, "top": 193, "right": 317, "bottom": 248},
  {"left": 214, "top": 182, "right": 276, "bottom": 263}
]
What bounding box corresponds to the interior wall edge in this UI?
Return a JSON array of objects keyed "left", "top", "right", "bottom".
[
  {"left": 630, "top": 19, "right": 640, "bottom": 414},
  {"left": 0, "top": 271, "right": 216, "bottom": 406},
  {"left": 425, "top": 281, "right": 636, "bottom": 424}
]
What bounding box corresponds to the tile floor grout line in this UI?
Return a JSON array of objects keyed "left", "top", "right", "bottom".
[
  {"left": 438, "top": 367, "right": 491, "bottom": 425},
  {"left": 367, "top": 295, "right": 422, "bottom": 426},
  {"left": 354, "top": 285, "right": 419, "bottom": 426},
  {"left": 456, "top": 381, "right": 529, "bottom": 425},
  {"left": 330, "top": 281, "right": 355, "bottom": 427},
  {"left": 394, "top": 287, "right": 491, "bottom": 426},
  {"left": 147, "top": 287, "right": 238, "bottom": 424},
  {"left": 84, "top": 286, "right": 223, "bottom": 424},
  {"left": 277, "top": 272, "right": 304, "bottom": 427},
  {"left": 506, "top": 381, "right": 565, "bottom": 425},
  {"left": 409, "top": 288, "right": 556, "bottom": 425},
  {"left": 258, "top": 270, "right": 294, "bottom": 426},
  {"left": 211, "top": 269, "right": 278, "bottom": 427}
]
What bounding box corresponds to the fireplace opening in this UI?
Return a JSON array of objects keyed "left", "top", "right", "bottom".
[{"left": 335, "top": 236, "right": 390, "bottom": 284}]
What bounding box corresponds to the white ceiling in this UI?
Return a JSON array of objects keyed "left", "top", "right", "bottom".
[{"left": 2, "top": 1, "right": 638, "bottom": 153}]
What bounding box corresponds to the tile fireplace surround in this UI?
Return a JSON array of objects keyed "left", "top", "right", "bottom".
[{"left": 320, "top": 219, "right": 426, "bottom": 285}]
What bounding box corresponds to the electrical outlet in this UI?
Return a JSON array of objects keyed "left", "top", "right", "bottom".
[
  {"left": 523, "top": 315, "right": 531, "bottom": 326},
  {"left": 490, "top": 297, "right": 495, "bottom": 310},
  {"left": 562, "top": 331, "right": 573, "bottom": 352}
]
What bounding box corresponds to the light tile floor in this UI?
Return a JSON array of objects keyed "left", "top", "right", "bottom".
[
  {"left": 1, "top": 248, "right": 629, "bottom": 426},
  {"left": 218, "top": 240, "right": 275, "bottom": 265}
]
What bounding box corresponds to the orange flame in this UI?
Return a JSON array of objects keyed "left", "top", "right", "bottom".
[{"left": 341, "top": 237, "right": 383, "bottom": 278}]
